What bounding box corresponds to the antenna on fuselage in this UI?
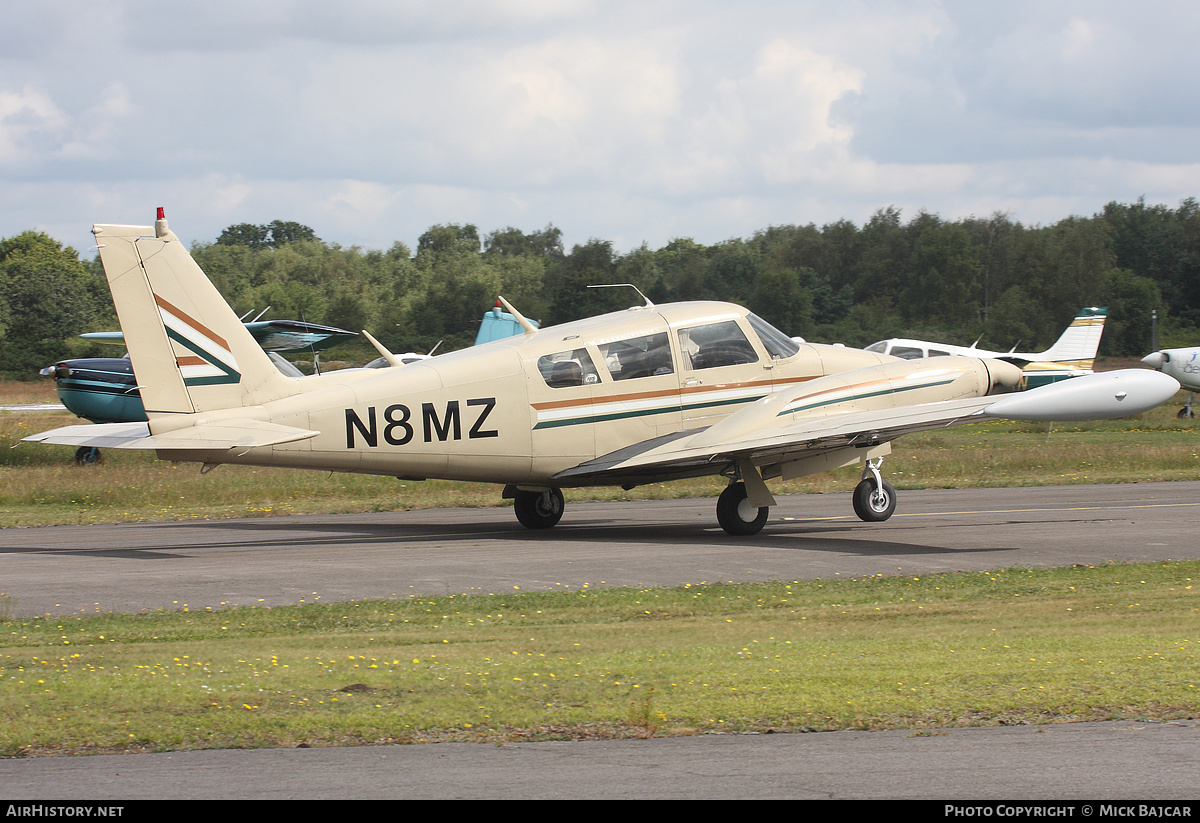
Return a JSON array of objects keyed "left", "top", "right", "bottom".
[
  {"left": 587, "top": 283, "right": 654, "bottom": 308},
  {"left": 362, "top": 329, "right": 403, "bottom": 367},
  {"left": 496, "top": 295, "right": 539, "bottom": 335}
]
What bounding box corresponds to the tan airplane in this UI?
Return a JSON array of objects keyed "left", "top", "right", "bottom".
[{"left": 25, "top": 211, "right": 1181, "bottom": 535}]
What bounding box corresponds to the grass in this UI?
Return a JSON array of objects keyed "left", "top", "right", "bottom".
[
  {"left": 1, "top": 561, "right": 1196, "bottom": 756},
  {"left": 2, "top": 385, "right": 1198, "bottom": 527}
]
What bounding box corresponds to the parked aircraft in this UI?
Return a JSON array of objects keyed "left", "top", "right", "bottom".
[
  {"left": 1140, "top": 346, "right": 1200, "bottom": 418},
  {"left": 863, "top": 307, "right": 1108, "bottom": 389},
  {"left": 24, "top": 213, "right": 1179, "bottom": 535}
]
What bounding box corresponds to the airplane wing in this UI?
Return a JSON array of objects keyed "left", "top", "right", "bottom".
[
  {"left": 82, "top": 321, "right": 358, "bottom": 353},
  {"left": 242, "top": 320, "right": 358, "bottom": 352},
  {"left": 554, "top": 369, "right": 1180, "bottom": 488},
  {"left": 79, "top": 331, "right": 129, "bottom": 346},
  {"left": 23, "top": 419, "right": 319, "bottom": 451}
]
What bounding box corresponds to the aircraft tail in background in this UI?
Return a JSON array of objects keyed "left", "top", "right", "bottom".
[{"left": 1032, "top": 306, "right": 1108, "bottom": 366}]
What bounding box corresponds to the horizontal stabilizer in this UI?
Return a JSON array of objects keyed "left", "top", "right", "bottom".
[{"left": 24, "top": 419, "right": 319, "bottom": 451}]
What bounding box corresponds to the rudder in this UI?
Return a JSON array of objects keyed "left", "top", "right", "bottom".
[
  {"left": 94, "top": 210, "right": 293, "bottom": 419},
  {"left": 1037, "top": 306, "right": 1107, "bottom": 365}
]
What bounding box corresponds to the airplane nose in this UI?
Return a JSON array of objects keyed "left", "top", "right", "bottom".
[
  {"left": 981, "top": 358, "right": 1024, "bottom": 393},
  {"left": 1141, "top": 352, "right": 1166, "bottom": 369}
]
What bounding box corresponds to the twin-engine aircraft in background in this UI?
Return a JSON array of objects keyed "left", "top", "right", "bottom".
[
  {"left": 863, "top": 307, "right": 1108, "bottom": 389},
  {"left": 24, "top": 212, "right": 1180, "bottom": 535},
  {"left": 1141, "top": 346, "right": 1200, "bottom": 418}
]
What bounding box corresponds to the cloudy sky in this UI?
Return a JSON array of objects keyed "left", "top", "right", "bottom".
[{"left": 4, "top": 1, "right": 1200, "bottom": 257}]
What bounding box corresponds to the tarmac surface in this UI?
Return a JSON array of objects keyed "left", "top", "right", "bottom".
[{"left": 2, "top": 481, "right": 1199, "bottom": 799}]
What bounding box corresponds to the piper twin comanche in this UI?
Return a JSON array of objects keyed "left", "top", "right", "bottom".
[{"left": 24, "top": 212, "right": 1181, "bottom": 535}]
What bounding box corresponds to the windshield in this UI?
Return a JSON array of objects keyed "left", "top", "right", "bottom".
[{"left": 747, "top": 314, "right": 801, "bottom": 359}]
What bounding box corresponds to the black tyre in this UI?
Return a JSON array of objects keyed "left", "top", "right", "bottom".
[
  {"left": 513, "top": 488, "right": 565, "bottom": 529},
  {"left": 74, "top": 446, "right": 102, "bottom": 465},
  {"left": 852, "top": 478, "right": 896, "bottom": 522},
  {"left": 716, "top": 482, "right": 768, "bottom": 536}
]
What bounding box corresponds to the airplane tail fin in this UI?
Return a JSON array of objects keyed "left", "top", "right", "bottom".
[
  {"left": 93, "top": 210, "right": 294, "bottom": 418},
  {"left": 1036, "top": 306, "right": 1107, "bottom": 366}
]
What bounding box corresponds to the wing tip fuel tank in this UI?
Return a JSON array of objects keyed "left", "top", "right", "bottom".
[{"left": 984, "top": 369, "right": 1180, "bottom": 421}]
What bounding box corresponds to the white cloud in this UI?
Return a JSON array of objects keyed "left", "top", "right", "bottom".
[
  {"left": 4, "top": 1, "right": 1200, "bottom": 255},
  {"left": 0, "top": 88, "right": 68, "bottom": 166}
]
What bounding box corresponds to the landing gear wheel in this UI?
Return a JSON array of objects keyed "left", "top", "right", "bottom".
[
  {"left": 74, "top": 446, "right": 102, "bottom": 465},
  {"left": 852, "top": 478, "right": 896, "bottom": 522},
  {"left": 513, "top": 487, "right": 565, "bottom": 529},
  {"left": 716, "top": 481, "right": 768, "bottom": 536}
]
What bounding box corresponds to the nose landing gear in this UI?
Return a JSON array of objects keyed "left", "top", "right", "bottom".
[{"left": 852, "top": 457, "right": 896, "bottom": 522}]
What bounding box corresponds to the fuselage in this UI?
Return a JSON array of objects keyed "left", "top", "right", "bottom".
[
  {"left": 863, "top": 338, "right": 1093, "bottom": 389},
  {"left": 1141, "top": 347, "right": 1200, "bottom": 392},
  {"left": 160, "top": 302, "right": 896, "bottom": 484},
  {"left": 43, "top": 357, "right": 147, "bottom": 424}
]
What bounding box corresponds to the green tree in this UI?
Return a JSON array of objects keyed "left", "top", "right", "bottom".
[
  {"left": 0, "top": 232, "right": 101, "bottom": 378},
  {"left": 1097, "top": 269, "right": 1163, "bottom": 356},
  {"left": 216, "top": 221, "right": 318, "bottom": 250}
]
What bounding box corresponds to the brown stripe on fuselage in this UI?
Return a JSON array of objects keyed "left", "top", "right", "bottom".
[{"left": 530, "top": 374, "right": 816, "bottom": 411}]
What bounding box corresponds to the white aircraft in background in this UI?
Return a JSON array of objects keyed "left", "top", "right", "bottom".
[
  {"left": 864, "top": 307, "right": 1108, "bottom": 390},
  {"left": 1140, "top": 346, "right": 1200, "bottom": 418},
  {"left": 24, "top": 212, "right": 1179, "bottom": 535}
]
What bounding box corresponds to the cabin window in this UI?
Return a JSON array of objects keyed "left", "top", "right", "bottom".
[
  {"left": 598, "top": 333, "right": 673, "bottom": 380},
  {"left": 890, "top": 346, "right": 924, "bottom": 360},
  {"left": 928, "top": 349, "right": 951, "bottom": 358},
  {"left": 537, "top": 348, "right": 599, "bottom": 388},
  {"left": 747, "top": 314, "right": 800, "bottom": 360},
  {"left": 677, "top": 320, "right": 759, "bottom": 370}
]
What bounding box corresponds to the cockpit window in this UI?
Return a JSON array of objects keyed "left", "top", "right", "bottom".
[
  {"left": 864, "top": 341, "right": 888, "bottom": 353},
  {"left": 890, "top": 346, "right": 924, "bottom": 360},
  {"left": 747, "top": 314, "right": 800, "bottom": 360},
  {"left": 677, "top": 320, "right": 758, "bottom": 370},
  {"left": 599, "top": 333, "right": 673, "bottom": 380},
  {"left": 538, "top": 348, "right": 599, "bottom": 388}
]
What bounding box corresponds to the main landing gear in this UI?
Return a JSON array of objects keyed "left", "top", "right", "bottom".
[
  {"left": 74, "top": 446, "right": 103, "bottom": 465},
  {"left": 1179, "top": 393, "right": 1196, "bottom": 419},
  {"left": 852, "top": 457, "right": 896, "bottom": 522},
  {"left": 512, "top": 487, "right": 565, "bottom": 529},
  {"left": 716, "top": 481, "right": 769, "bottom": 536},
  {"left": 508, "top": 458, "right": 898, "bottom": 535}
]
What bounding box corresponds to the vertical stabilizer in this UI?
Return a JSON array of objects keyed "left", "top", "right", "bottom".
[
  {"left": 1036, "top": 306, "right": 1107, "bottom": 365},
  {"left": 93, "top": 211, "right": 294, "bottom": 419}
]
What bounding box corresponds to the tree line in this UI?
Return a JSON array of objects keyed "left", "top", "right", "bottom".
[{"left": 2, "top": 197, "right": 1199, "bottom": 379}]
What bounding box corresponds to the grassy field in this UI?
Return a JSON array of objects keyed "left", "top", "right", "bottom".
[
  {"left": 1, "top": 561, "right": 1196, "bottom": 756},
  {"left": 2, "top": 379, "right": 1198, "bottom": 756}
]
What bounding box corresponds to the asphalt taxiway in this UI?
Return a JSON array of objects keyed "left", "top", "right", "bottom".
[
  {"left": 1, "top": 481, "right": 1198, "bottom": 617},
  {"left": 2, "top": 481, "right": 1199, "bottom": 799}
]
